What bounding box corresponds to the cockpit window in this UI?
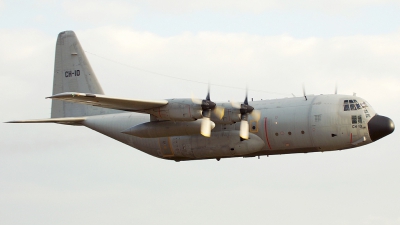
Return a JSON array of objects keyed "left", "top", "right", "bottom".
[
  {"left": 343, "top": 99, "right": 362, "bottom": 111},
  {"left": 352, "top": 115, "right": 357, "bottom": 124}
]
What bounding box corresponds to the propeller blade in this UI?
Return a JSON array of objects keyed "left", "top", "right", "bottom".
[
  {"left": 206, "top": 84, "right": 210, "bottom": 101},
  {"left": 201, "top": 117, "right": 213, "bottom": 137},
  {"left": 244, "top": 87, "right": 248, "bottom": 105},
  {"left": 191, "top": 93, "right": 202, "bottom": 104},
  {"left": 230, "top": 100, "right": 241, "bottom": 109},
  {"left": 250, "top": 109, "right": 261, "bottom": 121},
  {"left": 240, "top": 120, "right": 249, "bottom": 140},
  {"left": 212, "top": 105, "right": 225, "bottom": 119},
  {"left": 302, "top": 84, "right": 307, "bottom": 101}
]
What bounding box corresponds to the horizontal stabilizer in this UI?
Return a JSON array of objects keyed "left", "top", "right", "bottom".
[
  {"left": 47, "top": 92, "right": 168, "bottom": 111},
  {"left": 6, "top": 117, "right": 86, "bottom": 125}
]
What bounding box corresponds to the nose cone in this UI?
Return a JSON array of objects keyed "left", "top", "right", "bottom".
[{"left": 368, "top": 115, "right": 395, "bottom": 142}]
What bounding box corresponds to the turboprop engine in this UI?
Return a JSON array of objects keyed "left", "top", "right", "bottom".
[
  {"left": 144, "top": 99, "right": 203, "bottom": 121},
  {"left": 144, "top": 91, "right": 230, "bottom": 138},
  {"left": 142, "top": 87, "right": 260, "bottom": 139},
  {"left": 144, "top": 99, "right": 241, "bottom": 124}
]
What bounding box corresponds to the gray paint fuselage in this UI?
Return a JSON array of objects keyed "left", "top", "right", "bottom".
[{"left": 81, "top": 94, "right": 377, "bottom": 161}]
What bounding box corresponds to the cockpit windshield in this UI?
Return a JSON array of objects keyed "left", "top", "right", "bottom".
[{"left": 343, "top": 99, "right": 363, "bottom": 111}]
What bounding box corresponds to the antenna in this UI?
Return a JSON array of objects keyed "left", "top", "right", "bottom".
[{"left": 335, "top": 83, "right": 338, "bottom": 94}]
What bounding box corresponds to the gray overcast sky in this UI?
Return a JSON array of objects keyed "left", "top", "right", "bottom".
[{"left": 1, "top": 1, "right": 399, "bottom": 225}]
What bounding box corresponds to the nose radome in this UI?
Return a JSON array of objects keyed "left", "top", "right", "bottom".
[{"left": 368, "top": 115, "right": 395, "bottom": 142}]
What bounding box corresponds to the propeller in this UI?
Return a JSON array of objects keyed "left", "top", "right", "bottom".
[
  {"left": 302, "top": 84, "right": 307, "bottom": 101},
  {"left": 231, "top": 90, "right": 261, "bottom": 140},
  {"left": 192, "top": 86, "right": 224, "bottom": 137}
]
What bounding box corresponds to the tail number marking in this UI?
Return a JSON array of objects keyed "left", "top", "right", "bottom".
[{"left": 65, "top": 70, "right": 80, "bottom": 78}]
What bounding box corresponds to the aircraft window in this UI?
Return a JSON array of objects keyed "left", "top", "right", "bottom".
[
  {"left": 344, "top": 100, "right": 361, "bottom": 111},
  {"left": 358, "top": 115, "right": 362, "bottom": 123},
  {"left": 352, "top": 115, "right": 357, "bottom": 124}
]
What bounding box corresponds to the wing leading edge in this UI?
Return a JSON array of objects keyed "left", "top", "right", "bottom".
[{"left": 47, "top": 92, "right": 169, "bottom": 112}]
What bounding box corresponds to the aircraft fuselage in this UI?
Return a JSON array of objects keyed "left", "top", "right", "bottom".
[{"left": 81, "top": 94, "right": 392, "bottom": 161}]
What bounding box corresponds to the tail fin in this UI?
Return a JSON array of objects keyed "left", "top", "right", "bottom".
[{"left": 51, "top": 31, "right": 108, "bottom": 118}]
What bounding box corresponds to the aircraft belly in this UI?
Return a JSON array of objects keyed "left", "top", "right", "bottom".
[
  {"left": 165, "top": 131, "right": 265, "bottom": 160},
  {"left": 190, "top": 131, "right": 231, "bottom": 158}
]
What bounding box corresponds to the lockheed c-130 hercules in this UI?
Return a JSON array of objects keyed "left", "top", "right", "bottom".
[{"left": 7, "top": 31, "right": 395, "bottom": 161}]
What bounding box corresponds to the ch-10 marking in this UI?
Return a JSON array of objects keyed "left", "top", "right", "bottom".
[{"left": 65, "top": 70, "right": 80, "bottom": 77}]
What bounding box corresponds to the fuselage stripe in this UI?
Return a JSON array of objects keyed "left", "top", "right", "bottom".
[{"left": 264, "top": 118, "right": 272, "bottom": 150}]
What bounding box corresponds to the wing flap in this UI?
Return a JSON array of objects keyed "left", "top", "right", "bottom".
[{"left": 47, "top": 92, "right": 168, "bottom": 111}]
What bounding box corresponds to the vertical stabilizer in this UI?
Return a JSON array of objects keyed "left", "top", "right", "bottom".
[{"left": 51, "top": 31, "right": 110, "bottom": 118}]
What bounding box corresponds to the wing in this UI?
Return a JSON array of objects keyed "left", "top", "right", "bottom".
[
  {"left": 47, "top": 92, "right": 168, "bottom": 111},
  {"left": 6, "top": 117, "right": 86, "bottom": 125}
]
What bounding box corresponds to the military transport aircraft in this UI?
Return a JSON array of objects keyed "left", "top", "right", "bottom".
[{"left": 7, "top": 31, "right": 395, "bottom": 161}]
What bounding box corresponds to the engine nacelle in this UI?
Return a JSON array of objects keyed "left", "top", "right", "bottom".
[
  {"left": 144, "top": 99, "right": 203, "bottom": 121},
  {"left": 210, "top": 106, "right": 241, "bottom": 124},
  {"left": 144, "top": 99, "right": 243, "bottom": 124}
]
